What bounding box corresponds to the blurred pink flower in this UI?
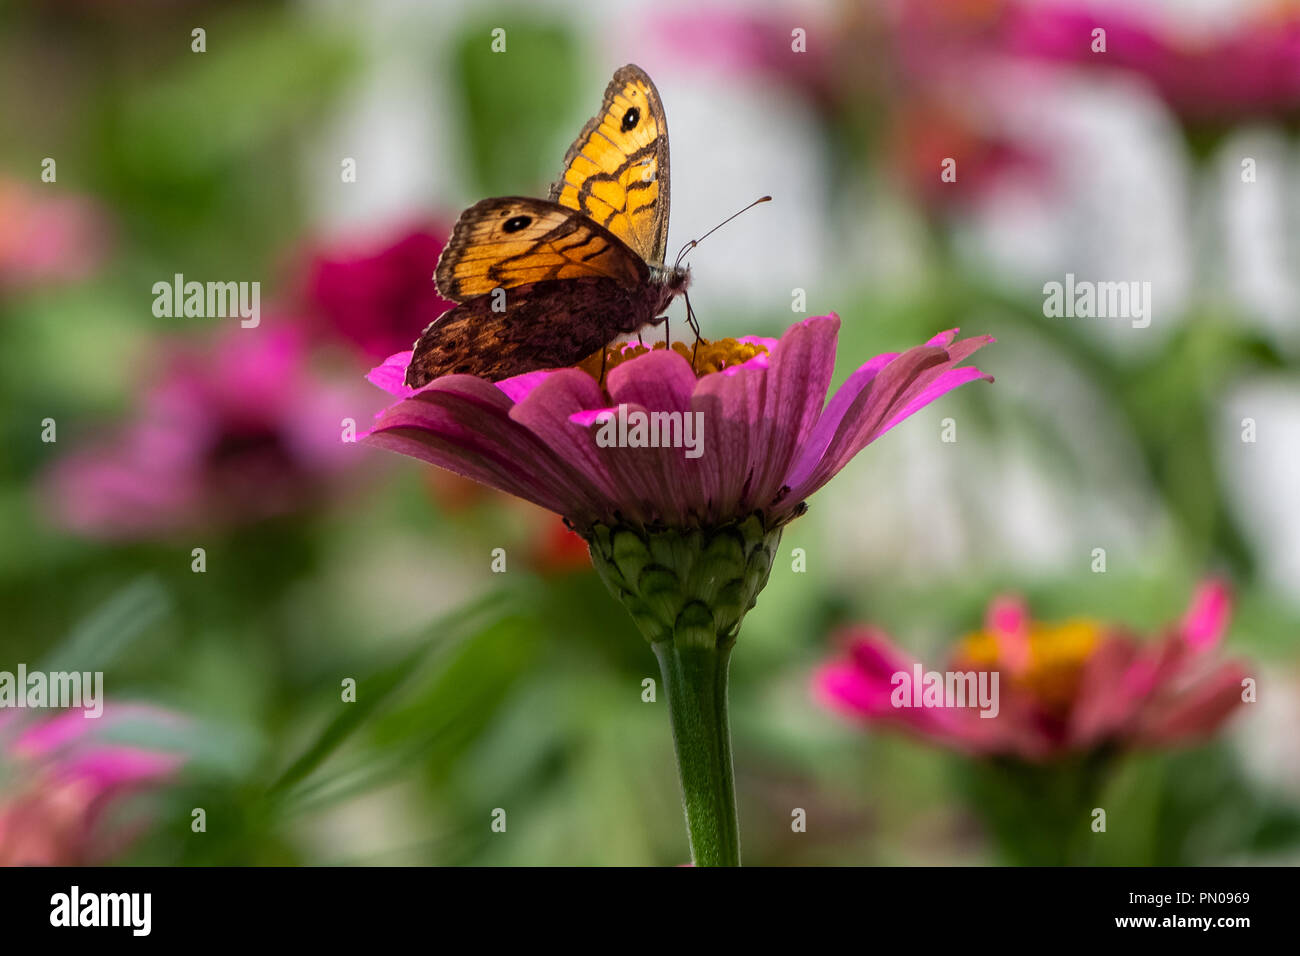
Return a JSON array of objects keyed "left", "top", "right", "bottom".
[
  {"left": 362, "top": 316, "right": 993, "bottom": 535},
  {"left": 888, "top": 93, "right": 1045, "bottom": 210},
  {"left": 47, "top": 326, "right": 365, "bottom": 539},
  {"left": 654, "top": 1, "right": 1017, "bottom": 109},
  {"left": 0, "top": 179, "right": 110, "bottom": 288},
  {"left": 0, "top": 704, "right": 185, "bottom": 866},
  {"left": 652, "top": 8, "right": 840, "bottom": 109},
  {"left": 815, "top": 580, "right": 1249, "bottom": 762},
  {"left": 297, "top": 222, "right": 455, "bottom": 362},
  {"left": 528, "top": 514, "right": 595, "bottom": 575},
  {"left": 1005, "top": 1, "right": 1300, "bottom": 126},
  {"left": 653, "top": 1, "right": 1047, "bottom": 213}
]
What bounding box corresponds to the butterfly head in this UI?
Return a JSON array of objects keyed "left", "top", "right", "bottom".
[
  {"left": 649, "top": 263, "right": 690, "bottom": 314},
  {"left": 658, "top": 264, "right": 691, "bottom": 295}
]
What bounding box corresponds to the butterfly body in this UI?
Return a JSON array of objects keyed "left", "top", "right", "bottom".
[{"left": 406, "top": 64, "right": 683, "bottom": 388}]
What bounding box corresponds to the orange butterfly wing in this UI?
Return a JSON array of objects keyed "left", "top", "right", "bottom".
[
  {"left": 548, "top": 63, "right": 671, "bottom": 266},
  {"left": 434, "top": 197, "right": 647, "bottom": 302}
]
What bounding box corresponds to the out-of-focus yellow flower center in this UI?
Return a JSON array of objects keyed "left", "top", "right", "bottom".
[
  {"left": 956, "top": 618, "right": 1102, "bottom": 710},
  {"left": 1262, "top": 1, "right": 1300, "bottom": 28},
  {"left": 578, "top": 337, "right": 768, "bottom": 382}
]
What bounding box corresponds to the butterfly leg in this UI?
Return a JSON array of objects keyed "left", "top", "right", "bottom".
[
  {"left": 683, "top": 290, "right": 702, "bottom": 371},
  {"left": 598, "top": 345, "right": 609, "bottom": 387}
]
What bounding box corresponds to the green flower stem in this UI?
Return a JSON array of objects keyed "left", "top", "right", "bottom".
[
  {"left": 654, "top": 638, "right": 740, "bottom": 867},
  {"left": 585, "top": 512, "right": 788, "bottom": 867}
]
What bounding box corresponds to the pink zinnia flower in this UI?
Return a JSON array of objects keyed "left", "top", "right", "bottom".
[
  {"left": 888, "top": 92, "right": 1046, "bottom": 211},
  {"left": 815, "top": 580, "right": 1249, "bottom": 763},
  {"left": 364, "top": 316, "right": 991, "bottom": 545},
  {"left": 653, "top": 2, "right": 1048, "bottom": 214},
  {"left": 0, "top": 704, "right": 186, "bottom": 866},
  {"left": 297, "top": 222, "right": 455, "bottom": 362},
  {"left": 364, "top": 314, "right": 992, "bottom": 865},
  {"left": 652, "top": 8, "right": 840, "bottom": 110},
  {"left": 47, "top": 326, "right": 364, "bottom": 539},
  {"left": 0, "top": 179, "right": 110, "bottom": 289},
  {"left": 1005, "top": 1, "right": 1300, "bottom": 127}
]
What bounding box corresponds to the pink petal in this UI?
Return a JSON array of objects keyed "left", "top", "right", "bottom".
[
  {"left": 366, "top": 351, "right": 418, "bottom": 398},
  {"left": 879, "top": 365, "right": 992, "bottom": 436},
  {"left": 1068, "top": 636, "right": 1144, "bottom": 749},
  {"left": 813, "top": 661, "right": 898, "bottom": 718},
  {"left": 786, "top": 345, "right": 948, "bottom": 497},
  {"left": 606, "top": 348, "right": 698, "bottom": 413},
  {"left": 1133, "top": 661, "right": 1250, "bottom": 745},
  {"left": 691, "top": 357, "right": 769, "bottom": 519},
  {"left": 497, "top": 369, "right": 555, "bottom": 404},
  {"left": 365, "top": 375, "right": 597, "bottom": 517},
  {"left": 781, "top": 351, "right": 899, "bottom": 492},
  {"left": 509, "top": 369, "right": 627, "bottom": 516},
  {"left": 749, "top": 315, "right": 840, "bottom": 509},
  {"left": 986, "top": 594, "right": 1031, "bottom": 675},
  {"left": 1180, "top": 578, "right": 1233, "bottom": 651},
  {"left": 786, "top": 334, "right": 993, "bottom": 501},
  {"left": 681, "top": 315, "right": 837, "bottom": 519}
]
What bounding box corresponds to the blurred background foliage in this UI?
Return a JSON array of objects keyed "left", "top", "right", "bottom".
[{"left": 1, "top": 0, "right": 1298, "bottom": 865}]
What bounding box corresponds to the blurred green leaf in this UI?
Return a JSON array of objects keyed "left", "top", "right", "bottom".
[
  {"left": 40, "top": 574, "right": 170, "bottom": 673},
  {"left": 287, "top": 609, "right": 546, "bottom": 820},
  {"left": 93, "top": 9, "right": 360, "bottom": 271},
  {"left": 108, "top": 15, "right": 357, "bottom": 185},
  {"left": 266, "top": 589, "right": 513, "bottom": 803},
  {"left": 450, "top": 17, "right": 581, "bottom": 196}
]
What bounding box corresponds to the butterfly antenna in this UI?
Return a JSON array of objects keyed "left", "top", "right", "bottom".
[{"left": 673, "top": 195, "right": 772, "bottom": 270}]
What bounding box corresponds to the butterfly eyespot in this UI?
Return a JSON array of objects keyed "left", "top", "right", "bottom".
[
  {"left": 502, "top": 215, "right": 532, "bottom": 233},
  {"left": 621, "top": 107, "right": 640, "bottom": 132}
]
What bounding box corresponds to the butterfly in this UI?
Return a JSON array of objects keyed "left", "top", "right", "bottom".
[{"left": 404, "top": 63, "right": 691, "bottom": 388}]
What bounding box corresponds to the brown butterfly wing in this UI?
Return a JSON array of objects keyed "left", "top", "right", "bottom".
[
  {"left": 548, "top": 63, "right": 671, "bottom": 266},
  {"left": 405, "top": 277, "right": 665, "bottom": 387},
  {"left": 434, "top": 197, "right": 649, "bottom": 303}
]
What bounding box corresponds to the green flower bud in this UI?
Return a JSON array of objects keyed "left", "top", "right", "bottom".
[{"left": 584, "top": 512, "right": 784, "bottom": 649}]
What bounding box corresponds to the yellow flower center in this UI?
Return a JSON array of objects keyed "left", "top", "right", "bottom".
[
  {"left": 578, "top": 337, "right": 769, "bottom": 382},
  {"left": 956, "top": 618, "right": 1102, "bottom": 711}
]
